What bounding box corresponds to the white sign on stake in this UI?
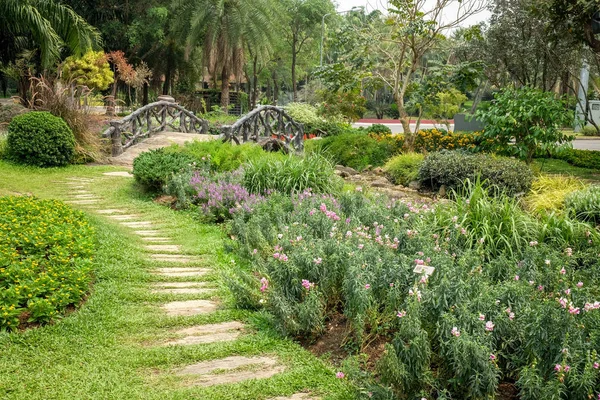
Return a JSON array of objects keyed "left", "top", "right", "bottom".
[{"left": 413, "top": 265, "right": 435, "bottom": 276}]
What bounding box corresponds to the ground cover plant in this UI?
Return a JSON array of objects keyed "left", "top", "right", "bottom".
[
  {"left": 225, "top": 179, "right": 600, "bottom": 399},
  {"left": 0, "top": 196, "right": 95, "bottom": 329},
  {"left": 525, "top": 175, "right": 586, "bottom": 214},
  {"left": 132, "top": 148, "right": 195, "bottom": 192}
]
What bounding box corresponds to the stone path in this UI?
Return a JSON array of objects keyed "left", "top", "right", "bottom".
[{"left": 55, "top": 173, "right": 319, "bottom": 399}]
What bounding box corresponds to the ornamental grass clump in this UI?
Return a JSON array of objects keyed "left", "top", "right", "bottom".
[
  {"left": 565, "top": 185, "right": 600, "bottom": 224},
  {"left": 0, "top": 196, "right": 95, "bottom": 330}
]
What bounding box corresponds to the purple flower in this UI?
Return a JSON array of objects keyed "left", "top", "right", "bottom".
[
  {"left": 302, "top": 279, "right": 314, "bottom": 290},
  {"left": 336, "top": 371, "right": 345, "bottom": 379},
  {"left": 365, "top": 284, "right": 371, "bottom": 289},
  {"left": 490, "top": 354, "right": 496, "bottom": 361},
  {"left": 260, "top": 277, "right": 269, "bottom": 292}
]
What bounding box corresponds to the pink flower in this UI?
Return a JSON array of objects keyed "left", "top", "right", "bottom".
[
  {"left": 559, "top": 297, "right": 568, "bottom": 308},
  {"left": 490, "top": 354, "right": 496, "bottom": 360},
  {"left": 389, "top": 283, "right": 394, "bottom": 287},
  {"left": 565, "top": 289, "right": 571, "bottom": 295},
  {"left": 594, "top": 362, "right": 599, "bottom": 369},
  {"left": 336, "top": 371, "right": 345, "bottom": 379},
  {"left": 365, "top": 284, "right": 371, "bottom": 289},
  {"left": 358, "top": 244, "right": 364, "bottom": 249},
  {"left": 260, "top": 277, "right": 269, "bottom": 292},
  {"left": 301, "top": 279, "right": 313, "bottom": 290},
  {"left": 279, "top": 253, "right": 289, "bottom": 262},
  {"left": 569, "top": 305, "right": 580, "bottom": 315},
  {"left": 555, "top": 364, "right": 562, "bottom": 372},
  {"left": 509, "top": 312, "right": 515, "bottom": 320},
  {"left": 479, "top": 314, "right": 485, "bottom": 321},
  {"left": 485, "top": 321, "right": 495, "bottom": 332},
  {"left": 538, "top": 285, "right": 544, "bottom": 291},
  {"left": 577, "top": 282, "right": 584, "bottom": 288},
  {"left": 419, "top": 275, "right": 428, "bottom": 284},
  {"left": 314, "top": 257, "right": 322, "bottom": 264},
  {"left": 252, "top": 248, "right": 258, "bottom": 254},
  {"left": 529, "top": 241, "right": 538, "bottom": 246},
  {"left": 560, "top": 267, "right": 566, "bottom": 275},
  {"left": 564, "top": 365, "right": 571, "bottom": 372},
  {"left": 346, "top": 231, "right": 352, "bottom": 238},
  {"left": 319, "top": 203, "right": 327, "bottom": 212},
  {"left": 514, "top": 275, "right": 520, "bottom": 281},
  {"left": 451, "top": 327, "right": 460, "bottom": 337},
  {"left": 397, "top": 310, "right": 407, "bottom": 318},
  {"left": 273, "top": 252, "right": 280, "bottom": 259}
]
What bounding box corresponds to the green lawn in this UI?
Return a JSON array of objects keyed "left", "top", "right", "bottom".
[
  {"left": 532, "top": 158, "right": 600, "bottom": 182},
  {"left": 0, "top": 161, "right": 352, "bottom": 400}
]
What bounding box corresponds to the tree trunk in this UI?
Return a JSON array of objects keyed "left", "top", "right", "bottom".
[
  {"left": 106, "top": 79, "right": 118, "bottom": 116},
  {"left": 142, "top": 82, "right": 149, "bottom": 105},
  {"left": 163, "top": 59, "right": 172, "bottom": 95},
  {"left": 396, "top": 93, "right": 412, "bottom": 144},
  {"left": 292, "top": 37, "right": 297, "bottom": 102},
  {"left": 252, "top": 55, "right": 258, "bottom": 109},
  {"left": 221, "top": 65, "right": 230, "bottom": 112},
  {"left": 470, "top": 81, "right": 488, "bottom": 114},
  {"left": 272, "top": 69, "right": 279, "bottom": 105}
]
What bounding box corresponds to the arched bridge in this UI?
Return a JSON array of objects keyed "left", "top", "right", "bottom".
[{"left": 104, "top": 100, "right": 307, "bottom": 164}]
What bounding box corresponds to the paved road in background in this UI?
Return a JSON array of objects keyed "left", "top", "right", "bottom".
[{"left": 354, "top": 122, "right": 600, "bottom": 151}]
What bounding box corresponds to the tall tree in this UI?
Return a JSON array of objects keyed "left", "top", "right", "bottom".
[
  {"left": 282, "top": 0, "right": 335, "bottom": 101},
  {"left": 357, "top": 0, "right": 486, "bottom": 142},
  {"left": 182, "top": 0, "right": 276, "bottom": 111}
]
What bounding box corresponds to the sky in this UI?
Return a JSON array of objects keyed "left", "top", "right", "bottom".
[{"left": 336, "top": 0, "right": 492, "bottom": 28}]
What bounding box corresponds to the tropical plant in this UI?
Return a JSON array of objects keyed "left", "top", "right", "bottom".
[
  {"left": 181, "top": 0, "right": 276, "bottom": 110},
  {"left": 475, "top": 87, "right": 573, "bottom": 163},
  {"left": 61, "top": 51, "right": 114, "bottom": 91},
  {"left": 0, "top": 0, "right": 100, "bottom": 68}
]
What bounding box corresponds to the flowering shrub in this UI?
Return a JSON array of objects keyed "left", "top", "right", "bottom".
[
  {"left": 190, "top": 169, "right": 265, "bottom": 221},
  {"left": 0, "top": 196, "right": 95, "bottom": 330},
  {"left": 225, "top": 181, "right": 600, "bottom": 399},
  {"left": 413, "top": 128, "right": 476, "bottom": 153}
]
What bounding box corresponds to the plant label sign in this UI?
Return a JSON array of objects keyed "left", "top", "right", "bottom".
[{"left": 414, "top": 265, "right": 435, "bottom": 276}]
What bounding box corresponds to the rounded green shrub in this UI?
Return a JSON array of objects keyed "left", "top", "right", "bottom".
[
  {"left": 132, "top": 148, "right": 195, "bottom": 192},
  {"left": 6, "top": 111, "right": 75, "bottom": 167},
  {"left": 384, "top": 152, "right": 424, "bottom": 186},
  {"left": 367, "top": 123, "right": 392, "bottom": 135},
  {"left": 418, "top": 150, "right": 533, "bottom": 196}
]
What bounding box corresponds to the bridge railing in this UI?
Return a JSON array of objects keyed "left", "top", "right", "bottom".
[
  {"left": 220, "top": 105, "right": 305, "bottom": 152},
  {"left": 102, "top": 99, "right": 209, "bottom": 156}
]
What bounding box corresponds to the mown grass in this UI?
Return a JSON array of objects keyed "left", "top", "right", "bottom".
[
  {"left": 0, "top": 160, "right": 352, "bottom": 399},
  {"left": 532, "top": 158, "right": 600, "bottom": 182}
]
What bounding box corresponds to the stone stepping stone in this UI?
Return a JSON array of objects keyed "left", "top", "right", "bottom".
[
  {"left": 108, "top": 215, "right": 141, "bottom": 221},
  {"left": 161, "top": 300, "right": 218, "bottom": 316},
  {"left": 66, "top": 199, "right": 100, "bottom": 205},
  {"left": 72, "top": 194, "right": 99, "bottom": 199},
  {"left": 175, "top": 356, "right": 284, "bottom": 387},
  {"left": 141, "top": 237, "right": 172, "bottom": 243},
  {"left": 163, "top": 321, "right": 245, "bottom": 346},
  {"left": 96, "top": 209, "right": 127, "bottom": 214},
  {"left": 65, "top": 185, "right": 86, "bottom": 189},
  {"left": 145, "top": 244, "right": 181, "bottom": 252},
  {"left": 121, "top": 221, "right": 154, "bottom": 228},
  {"left": 150, "top": 254, "right": 199, "bottom": 263},
  {"left": 103, "top": 171, "right": 133, "bottom": 177},
  {"left": 269, "top": 394, "right": 319, "bottom": 400},
  {"left": 152, "top": 267, "right": 210, "bottom": 278},
  {"left": 153, "top": 282, "right": 209, "bottom": 288},
  {"left": 153, "top": 287, "right": 215, "bottom": 295},
  {"left": 134, "top": 230, "right": 163, "bottom": 236}
]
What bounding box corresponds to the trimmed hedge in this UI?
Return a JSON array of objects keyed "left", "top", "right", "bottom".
[
  {"left": 557, "top": 149, "right": 600, "bottom": 170},
  {"left": 132, "top": 149, "right": 195, "bottom": 192},
  {"left": 6, "top": 111, "right": 75, "bottom": 167},
  {"left": 419, "top": 150, "right": 533, "bottom": 196}
]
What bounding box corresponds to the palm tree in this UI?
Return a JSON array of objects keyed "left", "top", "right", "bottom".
[
  {"left": 181, "top": 0, "right": 276, "bottom": 112},
  {"left": 0, "top": 0, "right": 100, "bottom": 68}
]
